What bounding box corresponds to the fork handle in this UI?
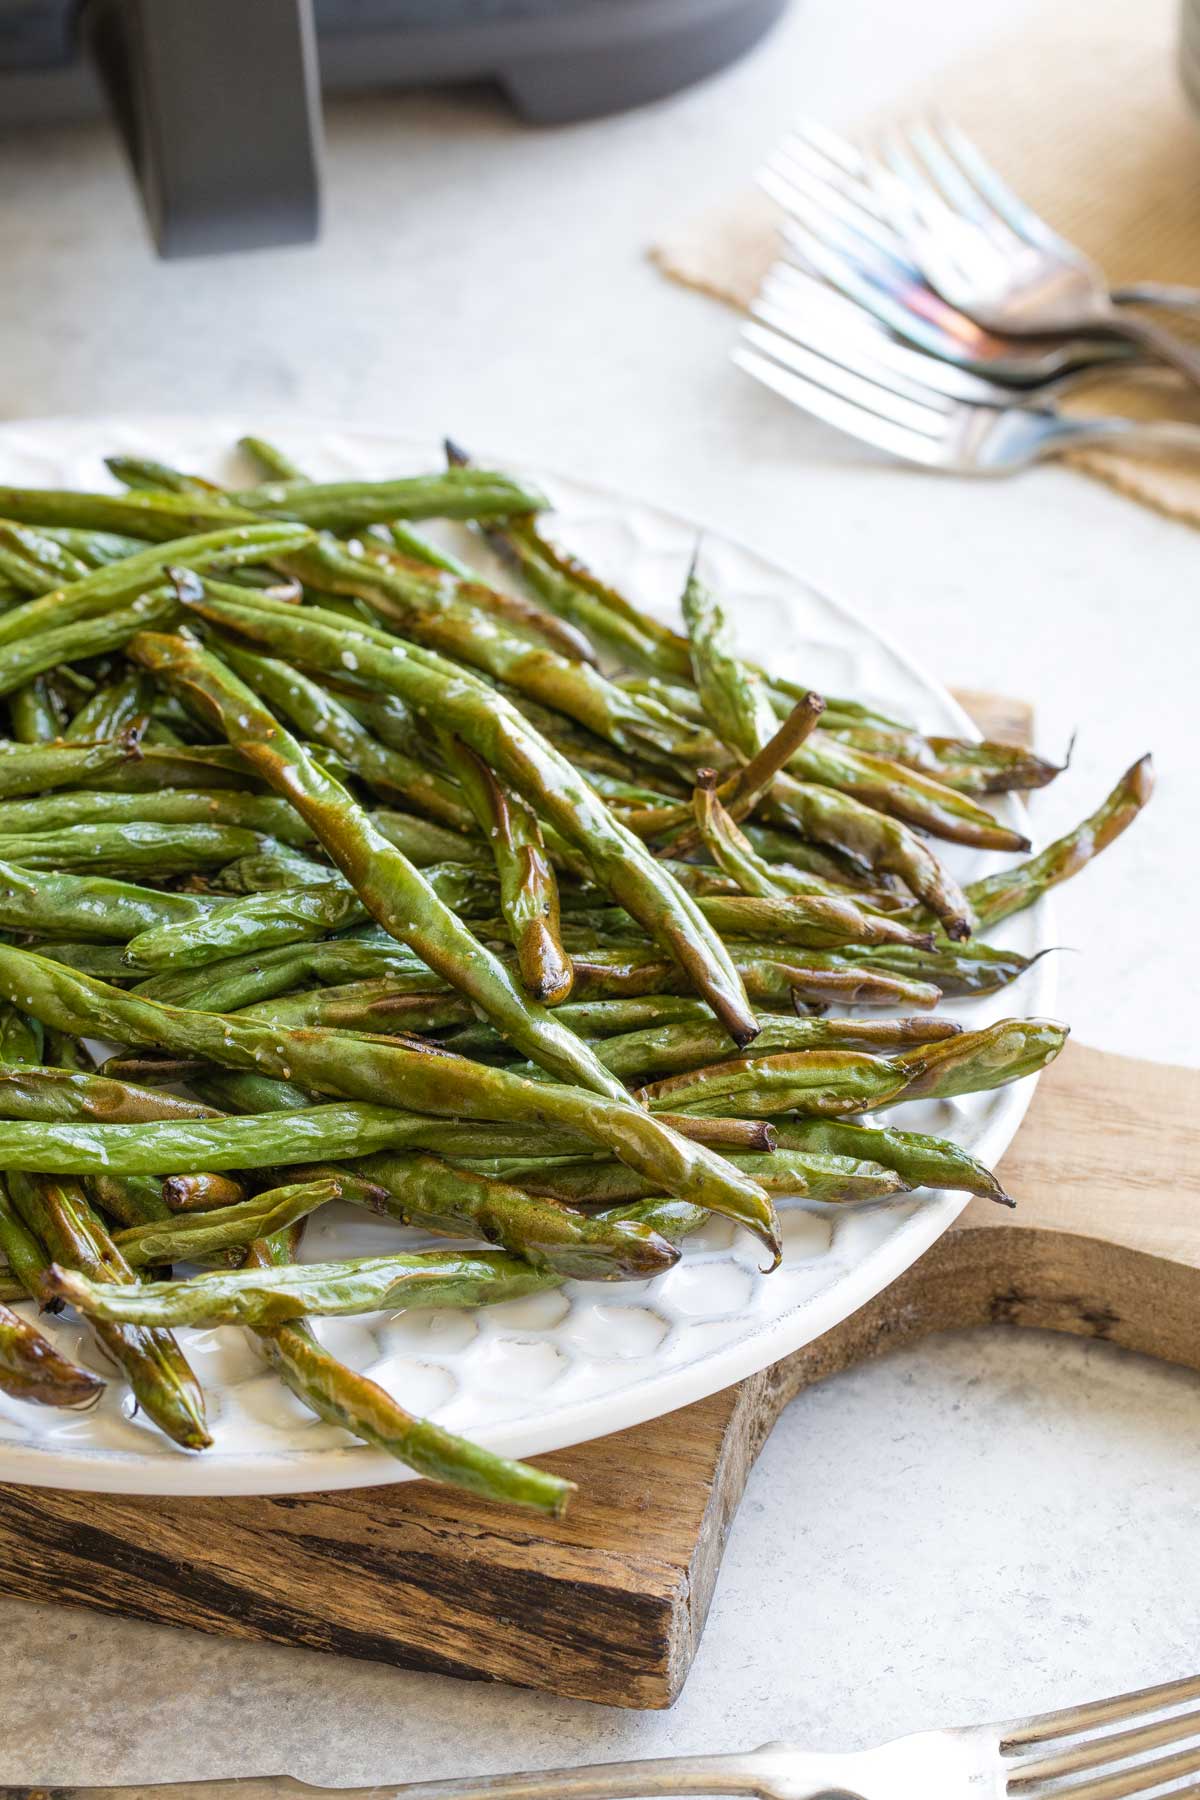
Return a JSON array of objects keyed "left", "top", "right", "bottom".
[
  {"left": 1030, "top": 414, "right": 1200, "bottom": 460},
  {"left": 0, "top": 1749, "right": 850, "bottom": 1800},
  {"left": 1095, "top": 310, "right": 1200, "bottom": 391},
  {"left": 1111, "top": 281, "right": 1200, "bottom": 314}
]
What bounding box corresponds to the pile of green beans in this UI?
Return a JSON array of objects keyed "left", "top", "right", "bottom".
[{"left": 0, "top": 438, "right": 1153, "bottom": 1515}]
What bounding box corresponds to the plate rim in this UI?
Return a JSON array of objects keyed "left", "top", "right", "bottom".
[{"left": 0, "top": 413, "right": 1055, "bottom": 1495}]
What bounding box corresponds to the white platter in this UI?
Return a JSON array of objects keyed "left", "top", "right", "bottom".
[{"left": 0, "top": 416, "right": 1056, "bottom": 1495}]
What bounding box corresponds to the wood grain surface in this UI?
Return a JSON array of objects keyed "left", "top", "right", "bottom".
[{"left": 1, "top": 695, "right": 1191, "bottom": 1710}]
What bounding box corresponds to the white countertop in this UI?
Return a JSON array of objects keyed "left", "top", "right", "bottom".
[{"left": 1, "top": 0, "right": 1198, "bottom": 1787}]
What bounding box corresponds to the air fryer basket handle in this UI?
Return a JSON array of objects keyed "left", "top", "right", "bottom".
[{"left": 79, "top": 0, "right": 322, "bottom": 257}]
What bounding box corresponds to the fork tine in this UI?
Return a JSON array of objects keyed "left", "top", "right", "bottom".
[
  {"left": 778, "top": 129, "right": 887, "bottom": 219},
  {"left": 935, "top": 117, "right": 1075, "bottom": 255},
  {"left": 734, "top": 345, "right": 949, "bottom": 466},
  {"left": 1010, "top": 1708, "right": 1200, "bottom": 1791},
  {"left": 1013, "top": 1738, "right": 1200, "bottom": 1800},
  {"left": 750, "top": 287, "right": 1014, "bottom": 406},
  {"left": 1005, "top": 1677, "right": 1200, "bottom": 1749},
  {"left": 755, "top": 154, "right": 913, "bottom": 268},
  {"left": 762, "top": 176, "right": 916, "bottom": 292},
  {"left": 734, "top": 329, "right": 952, "bottom": 468},
  {"left": 904, "top": 117, "right": 1022, "bottom": 244},
  {"left": 760, "top": 148, "right": 911, "bottom": 264},
  {"left": 742, "top": 314, "right": 958, "bottom": 419},
  {"left": 779, "top": 217, "right": 1002, "bottom": 362},
  {"left": 789, "top": 117, "right": 868, "bottom": 180}
]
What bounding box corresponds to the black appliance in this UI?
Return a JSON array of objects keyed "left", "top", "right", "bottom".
[{"left": 0, "top": 0, "right": 789, "bottom": 256}]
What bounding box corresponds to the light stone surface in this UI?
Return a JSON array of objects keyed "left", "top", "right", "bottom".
[{"left": 0, "top": 0, "right": 1197, "bottom": 1784}]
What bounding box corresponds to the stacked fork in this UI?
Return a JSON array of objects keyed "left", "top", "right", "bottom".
[{"left": 735, "top": 119, "right": 1200, "bottom": 475}]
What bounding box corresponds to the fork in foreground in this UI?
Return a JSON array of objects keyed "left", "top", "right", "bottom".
[
  {"left": 7, "top": 1668, "right": 1200, "bottom": 1797},
  {"left": 735, "top": 309, "right": 1200, "bottom": 473}
]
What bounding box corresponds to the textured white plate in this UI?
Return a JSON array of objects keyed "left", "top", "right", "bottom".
[{"left": 0, "top": 416, "right": 1056, "bottom": 1495}]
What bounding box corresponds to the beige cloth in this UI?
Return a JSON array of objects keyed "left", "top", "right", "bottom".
[{"left": 652, "top": 0, "right": 1200, "bottom": 524}]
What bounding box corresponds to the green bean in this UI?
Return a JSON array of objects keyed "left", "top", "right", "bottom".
[
  {"left": 282, "top": 537, "right": 718, "bottom": 767},
  {"left": 130, "top": 629, "right": 633, "bottom": 1095},
  {"left": 90, "top": 744, "right": 263, "bottom": 791},
  {"left": 476, "top": 510, "right": 685, "bottom": 674},
  {"left": 0, "top": 820, "right": 266, "bottom": 876},
  {"left": 0, "top": 948, "right": 779, "bottom": 1248},
  {"left": 767, "top": 783, "right": 974, "bottom": 935},
  {"left": 354, "top": 812, "right": 492, "bottom": 869},
  {"left": 884, "top": 1017, "right": 1069, "bottom": 1101},
  {"left": 438, "top": 731, "right": 572, "bottom": 1005},
  {"left": 50, "top": 1245, "right": 560, "bottom": 1328},
  {"left": 135, "top": 937, "right": 429, "bottom": 1012},
  {"left": 637, "top": 1049, "right": 915, "bottom": 1118},
  {"left": 834, "top": 940, "right": 1048, "bottom": 998},
  {"left": 237, "top": 436, "right": 305, "bottom": 480},
  {"left": 0, "top": 522, "right": 314, "bottom": 650},
  {"left": 25, "top": 526, "right": 150, "bottom": 566},
  {"left": 105, "top": 454, "right": 222, "bottom": 496},
  {"left": 63, "top": 672, "right": 156, "bottom": 742},
  {"left": 786, "top": 734, "right": 1030, "bottom": 852},
  {"left": 685, "top": 773, "right": 830, "bottom": 900},
  {"left": 454, "top": 1149, "right": 905, "bottom": 1207},
  {"left": 0, "top": 522, "right": 92, "bottom": 591},
  {"left": 581, "top": 1012, "right": 963, "bottom": 1081},
  {"left": 0, "top": 858, "right": 216, "bottom": 939},
  {"left": 630, "top": 695, "right": 828, "bottom": 850},
  {"left": 0, "top": 1090, "right": 772, "bottom": 1172},
  {"left": 0, "top": 1104, "right": 492, "bottom": 1174},
  {"left": 0, "top": 787, "right": 314, "bottom": 843},
  {"left": 9, "top": 675, "right": 68, "bottom": 743},
  {"left": 242, "top": 1222, "right": 571, "bottom": 1514},
  {"left": 771, "top": 1119, "right": 1011, "bottom": 1204},
  {"left": 0, "top": 1000, "right": 43, "bottom": 1066},
  {"left": 637, "top": 1019, "right": 1066, "bottom": 1121},
  {"left": 678, "top": 570, "right": 974, "bottom": 933},
  {"left": 220, "top": 639, "right": 473, "bottom": 828},
  {"left": 739, "top": 822, "right": 898, "bottom": 896},
  {"left": 566, "top": 944, "right": 941, "bottom": 1009},
  {"left": 6, "top": 1170, "right": 210, "bottom": 1448},
  {"left": 114, "top": 1176, "right": 342, "bottom": 1268},
  {"left": 0, "top": 739, "right": 145, "bottom": 797},
  {"left": 126, "top": 883, "right": 367, "bottom": 971},
  {"left": 179, "top": 591, "right": 761, "bottom": 1044},
  {"left": 214, "top": 844, "right": 339, "bottom": 890},
  {"left": 86, "top": 1172, "right": 173, "bottom": 1228},
  {"left": 0, "top": 471, "right": 539, "bottom": 532},
  {"left": 0, "top": 1062, "right": 220, "bottom": 1124},
  {"left": 960, "top": 756, "right": 1154, "bottom": 931},
  {"left": 0, "top": 590, "right": 183, "bottom": 697},
  {"left": 349, "top": 1151, "right": 680, "bottom": 1280},
  {"left": 826, "top": 725, "right": 1064, "bottom": 795},
  {"left": 0, "top": 1296, "right": 105, "bottom": 1406},
  {"left": 228, "top": 468, "right": 549, "bottom": 529},
  {"left": 161, "top": 1172, "right": 247, "bottom": 1212},
  {"left": 0, "top": 1177, "right": 56, "bottom": 1297},
  {"left": 681, "top": 893, "right": 932, "bottom": 951},
  {"left": 192, "top": 1066, "right": 761, "bottom": 1159}
]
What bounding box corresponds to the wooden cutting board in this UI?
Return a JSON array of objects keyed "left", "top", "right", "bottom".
[{"left": 0, "top": 696, "right": 1193, "bottom": 1710}]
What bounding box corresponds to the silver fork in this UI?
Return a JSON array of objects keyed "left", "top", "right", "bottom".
[
  {"left": 767, "top": 119, "right": 1200, "bottom": 320},
  {"left": 734, "top": 311, "right": 1200, "bottom": 473},
  {"left": 750, "top": 260, "right": 1162, "bottom": 408},
  {"left": 7, "top": 1669, "right": 1200, "bottom": 1798},
  {"left": 862, "top": 117, "right": 1200, "bottom": 388},
  {"left": 758, "top": 152, "right": 1139, "bottom": 386}
]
